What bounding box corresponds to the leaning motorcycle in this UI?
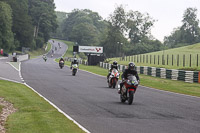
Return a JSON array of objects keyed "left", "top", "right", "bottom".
[
  {"left": 120, "top": 75, "right": 139, "bottom": 105},
  {"left": 71, "top": 64, "right": 78, "bottom": 76},
  {"left": 108, "top": 69, "right": 120, "bottom": 88},
  {"left": 43, "top": 56, "right": 47, "bottom": 62},
  {"left": 59, "top": 61, "right": 64, "bottom": 69}
]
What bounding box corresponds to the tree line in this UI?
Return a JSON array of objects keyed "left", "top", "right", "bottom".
[
  {"left": 1, "top": 1, "right": 200, "bottom": 57},
  {"left": 53, "top": 5, "right": 200, "bottom": 58},
  {"left": 0, "top": 0, "right": 57, "bottom": 53}
]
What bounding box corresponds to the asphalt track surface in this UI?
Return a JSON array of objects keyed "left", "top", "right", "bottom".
[{"left": 21, "top": 40, "right": 200, "bottom": 133}]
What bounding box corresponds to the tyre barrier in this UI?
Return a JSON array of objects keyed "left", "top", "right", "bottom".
[{"left": 100, "top": 62, "right": 200, "bottom": 84}]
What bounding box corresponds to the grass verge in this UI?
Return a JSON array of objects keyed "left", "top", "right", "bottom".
[
  {"left": 109, "top": 43, "right": 200, "bottom": 71},
  {"left": 0, "top": 80, "right": 85, "bottom": 133},
  {"left": 0, "top": 105, "right": 2, "bottom": 113}
]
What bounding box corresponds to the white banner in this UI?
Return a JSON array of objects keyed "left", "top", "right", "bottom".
[{"left": 78, "top": 46, "right": 103, "bottom": 53}]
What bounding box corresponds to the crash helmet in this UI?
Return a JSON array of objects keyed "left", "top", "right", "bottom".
[
  {"left": 128, "top": 62, "right": 135, "bottom": 70},
  {"left": 113, "top": 61, "right": 117, "bottom": 66},
  {"left": 74, "top": 58, "right": 77, "bottom": 63}
]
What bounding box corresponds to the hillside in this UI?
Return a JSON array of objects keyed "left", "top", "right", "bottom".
[{"left": 109, "top": 43, "right": 200, "bottom": 70}]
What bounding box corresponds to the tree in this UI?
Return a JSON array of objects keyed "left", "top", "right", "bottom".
[
  {"left": 62, "top": 9, "right": 107, "bottom": 46},
  {"left": 29, "top": 0, "right": 58, "bottom": 48},
  {"left": 1, "top": 0, "right": 34, "bottom": 49},
  {"left": 70, "top": 23, "right": 99, "bottom": 46},
  {"left": 164, "top": 7, "right": 200, "bottom": 48},
  {"left": 180, "top": 7, "right": 200, "bottom": 44},
  {"left": 127, "top": 11, "right": 155, "bottom": 44},
  {"left": 106, "top": 5, "right": 157, "bottom": 57},
  {"left": 0, "top": 1, "right": 14, "bottom": 52}
]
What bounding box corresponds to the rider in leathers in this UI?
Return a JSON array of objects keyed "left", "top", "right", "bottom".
[
  {"left": 70, "top": 58, "right": 79, "bottom": 69},
  {"left": 118, "top": 62, "right": 140, "bottom": 94},
  {"left": 107, "top": 61, "right": 118, "bottom": 83}
]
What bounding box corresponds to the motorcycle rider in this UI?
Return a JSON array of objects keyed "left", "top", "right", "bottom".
[
  {"left": 118, "top": 62, "right": 140, "bottom": 94},
  {"left": 42, "top": 54, "right": 47, "bottom": 61},
  {"left": 59, "top": 57, "right": 65, "bottom": 63},
  {"left": 107, "top": 61, "right": 118, "bottom": 83},
  {"left": 70, "top": 58, "right": 79, "bottom": 69}
]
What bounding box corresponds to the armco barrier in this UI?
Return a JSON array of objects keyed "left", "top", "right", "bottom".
[{"left": 99, "top": 62, "right": 199, "bottom": 84}]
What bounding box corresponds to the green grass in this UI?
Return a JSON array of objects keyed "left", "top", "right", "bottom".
[
  {"left": 109, "top": 43, "right": 200, "bottom": 71},
  {"left": 0, "top": 80, "right": 85, "bottom": 133},
  {"left": 28, "top": 43, "right": 51, "bottom": 59},
  {"left": 0, "top": 105, "right": 2, "bottom": 113}
]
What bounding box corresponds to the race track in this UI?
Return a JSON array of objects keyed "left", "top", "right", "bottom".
[{"left": 21, "top": 40, "right": 200, "bottom": 133}]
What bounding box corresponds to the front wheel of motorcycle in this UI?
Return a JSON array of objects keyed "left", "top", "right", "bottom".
[
  {"left": 120, "top": 94, "right": 126, "bottom": 103},
  {"left": 128, "top": 91, "right": 134, "bottom": 105},
  {"left": 113, "top": 80, "right": 116, "bottom": 88}
]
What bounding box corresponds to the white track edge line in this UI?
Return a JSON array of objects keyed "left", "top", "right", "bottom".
[
  {"left": 140, "top": 85, "right": 200, "bottom": 99},
  {"left": 0, "top": 77, "right": 22, "bottom": 84},
  {"left": 7, "top": 62, "right": 19, "bottom": 71}
]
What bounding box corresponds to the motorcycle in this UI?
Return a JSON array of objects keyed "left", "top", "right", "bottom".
[
  {"left": 71, "top": 64, "right": 78, "bottom": 76},
  {"left": 59, "top": 61, "right": 64, "bottom": 69},
  {"left": 43, "top": 56, "right": 47, "bottom": 62},
  {"left": 120, "top": 75, "right": 139, "bottom": 105},
  {"left": 108, "top": 69, "right": 120, "bottom": 88}
]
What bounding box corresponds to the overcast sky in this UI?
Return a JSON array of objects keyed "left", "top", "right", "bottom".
[{"left": 54, "top": 0, "right": 200, "bottom": 42}]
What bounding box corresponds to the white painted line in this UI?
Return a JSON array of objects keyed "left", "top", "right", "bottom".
[
  {"left": 19, "top": 61, "right": 90, "bottom": 133},
  {"left": 0, "top": 76, "right": 22, "bottom": 84},
  {"left": 140, "top": 85, "right": 200, "bottom": 99},
  {"left": 7, "top": 62, "right": 19, "bottom": 71},
  {"left": 0, "top": 57, "right": 8, "bottom": 60}
]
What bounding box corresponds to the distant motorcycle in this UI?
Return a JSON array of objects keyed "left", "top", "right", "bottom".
[
  {"left": 43, "top": 55, "right": 47, "bottom": 62},
  {"left": 108, "top": 69, "right": 120, "bottom": 88},
  {"left": 120, "top": 75, "right": 139, "bottom": 105},
  {"left": 71, "top": 64, "right": 78, "bottom": 76},
  {"left": 59, "top": 61, "right": 64, "bottom": 69}
]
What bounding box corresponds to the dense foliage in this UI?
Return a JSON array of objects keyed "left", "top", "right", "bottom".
[
  {"left": 0, "top": 2, "right": 14, "bottom": 51},
  {"left": 55, "top": 5, "right": 162, "bottom": 58},
  {"left": 0, "top": 0, "right": 57, "bottom": 52}
]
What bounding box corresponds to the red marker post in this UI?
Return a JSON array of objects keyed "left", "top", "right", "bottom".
[
  {"left": 198, "top": 72, "right": 200, "bottom": 84},
  {"left": 0, "top": 49, "right": 3, "bottom": 55}
]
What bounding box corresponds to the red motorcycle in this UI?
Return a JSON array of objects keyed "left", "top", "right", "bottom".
[
  {"left": 108, "top": 69, "right": 120, "bottom": 88},
  {"left": 120, "top": 75, "right": 139, "bottom": 105}
]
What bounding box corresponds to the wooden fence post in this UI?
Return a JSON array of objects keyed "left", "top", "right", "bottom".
[
  {"left": 167, "top": 54, "right": 169, "bottom": 65},
  {"left": 177, "top": 54, "right": 179, "bottom": 66},
  {"left": 150, "top": 55, "right": 152, "bottom": 64},
  {"left": 190, "top": 54, "right": 192, "bottom": 67}
]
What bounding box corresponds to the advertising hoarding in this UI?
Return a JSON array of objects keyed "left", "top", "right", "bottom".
[{"left": 78, "top": 46, "right": 103, "bottom": 54}]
